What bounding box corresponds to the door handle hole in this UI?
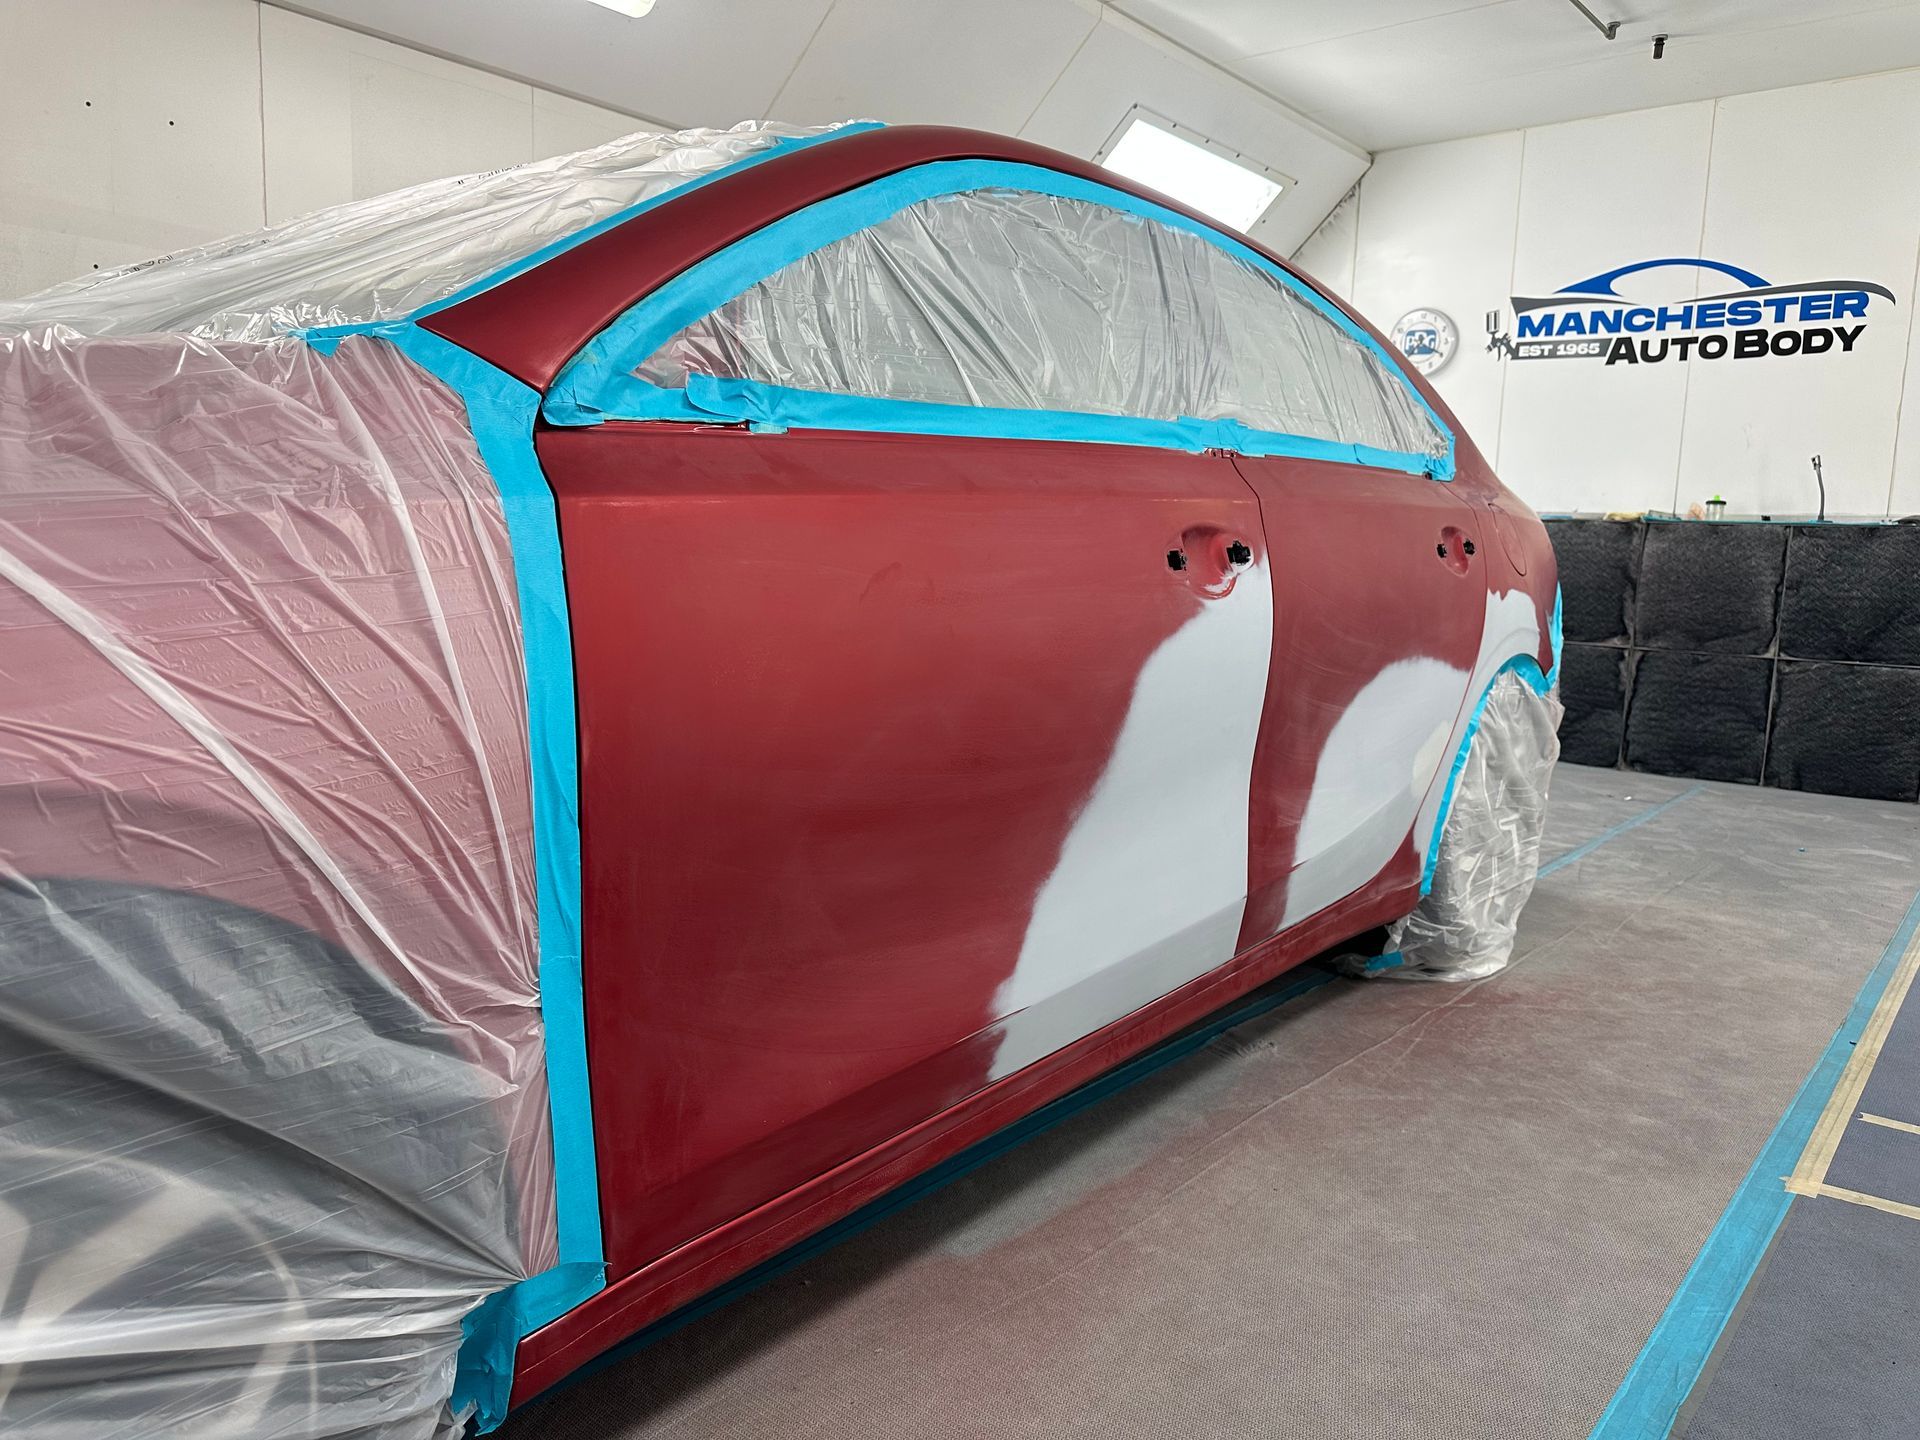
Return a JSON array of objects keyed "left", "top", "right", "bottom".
[{"left": 1167, "top": 549, "right": 1188, "bottom": 571}]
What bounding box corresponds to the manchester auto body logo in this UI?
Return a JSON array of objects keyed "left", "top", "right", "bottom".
[{"left": 1485, "top": 258, "right": 1895, "bottom": 366}]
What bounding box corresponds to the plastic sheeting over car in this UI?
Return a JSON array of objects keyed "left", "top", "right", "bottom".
[
  {"left": 0, "top": 120, "right": 864, "bottom": 1437},
  {"left": 0, "top": 330, "right": 552, "bottom": 1438},
  {"left": 634, "top": 187, "right": 1447, "bottom": 458},
  {"left": 0, "top": 121, "right": 844, "bottom": 343},
  {"left": 1369, "top": 672, "right": 1565, "bottom": 981}
]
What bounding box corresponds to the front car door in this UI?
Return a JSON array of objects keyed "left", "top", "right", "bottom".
[
  {"left": 538, "top": 420, "right": 1267, "bottom": 1272},
  {"left": 531, "top": 172, "right": 1286, "bottom": 1279}
]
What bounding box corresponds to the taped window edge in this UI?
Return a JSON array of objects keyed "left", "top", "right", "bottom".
[{"left": 540, "top": 160, "right": 1456, "bottom": 481}]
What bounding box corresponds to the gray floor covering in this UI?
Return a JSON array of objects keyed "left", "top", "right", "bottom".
[{"left": 498, "top": 766, "right": 1920, "bottom": 1440}]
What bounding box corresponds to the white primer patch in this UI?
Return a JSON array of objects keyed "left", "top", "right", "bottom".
[
  {"left": 1283, "top": 584, "right": 1544, "bottom": 930},
  {"left": 1280, "top": 656, "right": 1469, "bottom": 930},
  {"left": 989, "top": 563, "right": 1273, "bottom": 1080},
  {"left": 1410, "top": 587, "right": 1543, "bottom": 867}
]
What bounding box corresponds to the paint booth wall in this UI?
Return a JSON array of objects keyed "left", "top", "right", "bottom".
[
  {"left": 1295, "top": 67, "right": 1920, "bottom": 522},
  {"left": 1551, "top": 518, "right": 1920, "bottom": 803},
  {"left": 0, "top": 2, "right": 651, "bottom": 303},
  {"left": 1, "top": 0, "right": 1371, "bottom": 306}
]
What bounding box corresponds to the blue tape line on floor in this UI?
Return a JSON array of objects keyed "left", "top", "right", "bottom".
[
  {"left": 1588, "top": 884, "right": 1920, "bottom": 1439},
  {"left": 1537, "top": 782, "right": 1703, "bottom": 880}
]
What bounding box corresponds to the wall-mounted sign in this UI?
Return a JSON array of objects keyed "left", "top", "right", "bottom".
[
  {"left": 1389, "top": 308, "right": 1457, "bottom": 374},
  {"left": 1484, "top": 258, "right": 1895, "bottom": 367}
]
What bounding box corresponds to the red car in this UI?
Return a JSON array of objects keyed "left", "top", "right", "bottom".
[{"left": 0, "top": 121, "right": 1558, "bottom": 1438}]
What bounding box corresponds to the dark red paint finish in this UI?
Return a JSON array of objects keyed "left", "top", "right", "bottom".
[
  {"left": 416, "top": 124, "right": 1560, "bottom": 1408},
  {"left": 540, "top": 422, "right": 1260, "bottom": 1276},
  {"left": 422, "top": 125, "right": 1413, "bottom": 396},
  {"left": 1232, "top": 456, "right": 1488, "bottom": 947},
  {"left": 510, "top": 862, "right": 1414, "bottom": 1406}
]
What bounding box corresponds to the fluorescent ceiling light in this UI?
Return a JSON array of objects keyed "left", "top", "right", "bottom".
[
  {"left": 1101, "top": 117, "right": 1285, "bottom": 233},
  {"left": 587, "top": 0, "right": 655, "bottom": 15}
]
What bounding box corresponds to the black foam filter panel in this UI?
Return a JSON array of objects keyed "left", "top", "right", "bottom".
[
  {"left": 1766, "top": 661, "right": 1920, "bottom": 802},
  {"left": 1558, "top": 642, "right": 1629, "bottom": 768},
  {"left": 1637, "top": 522, "right": 1788, "bottom": 654},
  {"left": 1778, "top": 524, "right": 1920, "bottom": 666},
  {"left": 1624, "top": 651, "right": 1774, "bottom": 784},
  {"left": 1546, "top": 519, "right": 1640, "bottom": 645}
]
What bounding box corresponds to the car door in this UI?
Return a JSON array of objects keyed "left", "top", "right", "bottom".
[
  {"left": 1232, "top": 454, "right": 1488, "bottom": 947},
  {"left": 538, "top": 421, "right": 1268, "bottom": 1276}
]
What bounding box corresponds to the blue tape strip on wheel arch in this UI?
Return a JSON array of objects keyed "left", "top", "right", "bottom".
[{"left": 1419, "top": 586, "right": 1562, "bottom": 896}]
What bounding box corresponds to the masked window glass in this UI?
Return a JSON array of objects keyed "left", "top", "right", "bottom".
[{"left": 636, "top": 187, "right": 1444, "bottom": 459}]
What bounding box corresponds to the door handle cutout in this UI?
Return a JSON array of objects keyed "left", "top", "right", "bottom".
[{"left": 1437, "top": 525, "right": 1473, "bottom": 575}]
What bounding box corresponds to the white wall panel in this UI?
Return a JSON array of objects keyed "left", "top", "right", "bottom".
[
  {"left": 1, "top": 0, "right": 263, "bottom": 295},
  {"left": 1891, "top": 258, "right": 1920, "bottom": 519},
  {"left": 1291, "top": 186, "right": 1357, "bottom": 301},
  {"left": 1020, "top": 14, "right": 1368, "bottom": 256},
  {"left": 1495, "top": 103, "right": 1714, "bottom": 516},
  {"left": 260, "top": 5, "right": 353, "bottom": 224},
  {"left": 534, "top": 92, "right": 648, "bottom": 159},
  {"left": 1343, "top": 66, "right": 1920, "bottom": 519},
  {"left": 1676, "top": 70, "right": 1920, "bottom": 519},
  {"left": 272, "top": 0, "right": 809, "bottom": 129},
  {"left": 349, "top": 42, "right": 533, "bottom": 200},
  {"left": 263, "top": 11, "right": 535, "bottom": 218},
  {"left": 770, "top": 0, "right": 1097, "bottom": 134},
  {"left": 1347, "top": 132, "right": 1522, "bottom": 462}
]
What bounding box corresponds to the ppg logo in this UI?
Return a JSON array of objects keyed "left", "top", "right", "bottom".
[{"left": 1389, "top": 309, "right": 1457, "bottom": 375}]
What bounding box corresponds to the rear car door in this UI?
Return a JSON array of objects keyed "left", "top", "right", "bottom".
[{"left": 1231, "top": 455, "right": 1487, "bottom": 947}]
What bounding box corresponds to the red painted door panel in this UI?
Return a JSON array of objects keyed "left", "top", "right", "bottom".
[
  {"left": 1232, "top": 457, "right": 1486, "bottom": 948},
  {"left": 538, "top": 423, "right": 1270, "bottom": 1278}
]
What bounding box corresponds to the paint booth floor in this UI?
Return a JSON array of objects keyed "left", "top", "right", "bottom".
[{"left": 495, "top": 765, "right": 1920, "bottom": 1440}]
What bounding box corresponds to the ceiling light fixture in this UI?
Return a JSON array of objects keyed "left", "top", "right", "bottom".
[
  {"left": 587, "top": 0, "right": 656, "bottom": 16},
  {"left": 1099, "top": 112, "right": 1288, "bottom": 233}
]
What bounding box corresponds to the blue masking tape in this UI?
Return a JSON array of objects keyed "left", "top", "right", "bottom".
[
  {"left": 1536, "top": 783, "right": 1703, "bottom": 881},
  {"left": 545, "top": 370, "right": 1442, "bottom": 477},
  {"left": 1419, "top": 587, "right": 1562, "bottom": 895},
  {"left": 299, "top": 123, "right": 888, "bottom": 349},
  {"left": 542, "top": 158, "right": 1454, "bottom": 480},
  {"left": 390, "top": 325, "right": 606, "bottom": 1430},
  {"left": 1589, "top": 884, "right": 1920, "bottom": 1438},
  {"left": 299, "top": 323, "right": 607, "bottom": 1430},
  {"left": 289, "top": 124, "right": 1464, "bottom": 1423}
]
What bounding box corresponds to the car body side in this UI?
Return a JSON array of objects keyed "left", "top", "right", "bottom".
[{"left": 415, "top": 125, "right": 1558, "bottom": 1406}]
